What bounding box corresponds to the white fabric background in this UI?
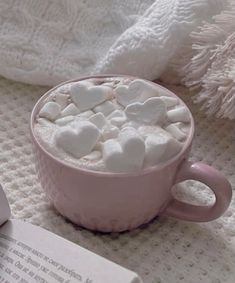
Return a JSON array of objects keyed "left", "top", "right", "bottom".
[
  {"left": 0, "top": 0, "right": 225, "bottom": 86},
  {"left": 0, "top": 76, "right": 234, "bottom": 282}
]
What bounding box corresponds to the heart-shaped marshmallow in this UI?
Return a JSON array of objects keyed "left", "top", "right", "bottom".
[
  {"left": 70, "top": 83, "right": 113, "bottom": 111},
  {"left": 102, "top": 127, "right": 145, "bottom": 173},
  {"left": 125, "top": 97, "right": 166, "bottom": 124},
  {"left": 39, "top": 102, "right": 61, "bottom": 121},
  {"left": 115, "top": 85, "right": 137, "bottom": 107},
  {"left": 115, "top": 79, "right": 158, "bottom": 107},
  {"left": 55, "top": 121, "right": 100, "bottom": 158},
  {"left": 129, "top": 79, "right": 158, "bottom": 99}
]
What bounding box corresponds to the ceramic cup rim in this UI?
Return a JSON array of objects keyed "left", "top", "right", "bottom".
[{"left": 30, "top": 74, "right": 195, "bottom": 177}]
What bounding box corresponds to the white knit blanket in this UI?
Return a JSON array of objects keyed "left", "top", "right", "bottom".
[{"left": 0, "top": 0, "right": 224, "bottom": 86}]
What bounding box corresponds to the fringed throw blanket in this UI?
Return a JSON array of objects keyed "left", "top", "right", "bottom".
[{"left": 182, "top": 0, "right": 235, "bottom": 120}]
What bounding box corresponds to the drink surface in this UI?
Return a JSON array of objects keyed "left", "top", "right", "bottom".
[{"left": 34, "top": 77, "right": 191, "bottom": 173}]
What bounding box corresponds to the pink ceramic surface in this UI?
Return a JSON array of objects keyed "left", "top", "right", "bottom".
[{"left": 30, "top": 75, "right": 232, "bottom": 232}]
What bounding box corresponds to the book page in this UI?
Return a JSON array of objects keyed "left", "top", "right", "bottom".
[
  {"left": 0, "top": 220, "right": 142, "bottom": 283},
  {"left": 0, "top": 185, "right": 11, "bottom": 226}
]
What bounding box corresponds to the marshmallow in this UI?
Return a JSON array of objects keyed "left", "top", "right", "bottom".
[
  {"left": 160, "top": 96, "right": 178, "bottom": 108},
  {"left": 125, "top": 97, "right": 166, "bottom": 124},
  {"left": 178, "top": 123, "right": 190, "bottom": 134},
  {"left": 61, "top": 103, "right": 80, "bottom": 117},
  {"left": 57, "top": 85, "right": 70, "bottom": 94},
  {"left": 89, "top": 113, "right": 106, "bottom": 129},
  {"left": 107, "top": 110, "right": 123, "bottom": 119},
  {"left": 129, "top": 79, "right": 158, "bottom": 99},
  {"left": 165, "top": 124, "right": 187, "bottom": 141},
  {"left": 118, "top": 127, "right": 145, "bottom": 169},
  {"left": 71, "top": 80, "right": 94, "bottom": 89},
  {"left": 39, "top": 101, "right": 61, "bottom": 121},
  {"left": 115, "top": 85, "right": 132, "bottom": 107},
  {"left": 144, "top": 134, "right": 169, "bottom": 166},
  {"left": 70, "top": 83, "right": 113, "bottom": 111},
  {"left": 102, "top": 123, "right": 120, "bottom": 140},
  {"left": 70, "top": 112, "right": 94, "bottom": 128},
  {"left": 102, "top": 82, "right": 115, "bottom": 88},
  {"left": 35, "top": 78, "right": 191, "bottom": 173},
  {"left": 79, "top": 80, "right": 94, "bottom": 87},
  {"left": 102, "top": 130, "right": 145, "bottom": 173},
  {"left": 78, "top": 110, "right": 94, "bottom": 118},
  {"left": 167, "top": 107, "right": 190, "bottom": 123},
  {"left": 93, "top": 101, "right": 116, "bottom": 116},
  {"left": 110, "top": 117, "right": 127, "bottom": 127},
  {"left": 55, "top": 93, "right": 68, "bottom": 109},
  {"left": 119, "top": 78, "right": 132, "bottom": 85},
  {"left": 55, "top": 121, "right": 100, "bottom": 158},
  {"left": 138, "top": 125, "right": 169, "bottom": 138},
  {"left": 145, "top": 133, "right": 182, "bottom": 166},
  {"left": 55, "top": 116, "right": 75, "bottom": 126},
  {"left": 115, "top": 79, "right": 158, "bottom": 106},
  {"left": 111, "top": 99, "right": 123, "bottom": 110},
  {"left": 83, "top": 150, "right": 102, "bottom": 161},
  {"left": 37, "top": 118, "right": 54, "bottom": 127},
  {"left": 102, "top": 139, "right": 124, "bottom": 172},
  {"left": 162, "top": 137, "right": 183, "bottom": 162},
  {"left": 108, "top": 110, "right": 127, "bottom": 127},
  {"left": 122, "top": 121, "right": 141, "bottom": 130}
]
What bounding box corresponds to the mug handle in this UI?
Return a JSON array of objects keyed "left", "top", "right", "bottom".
[{"left": 164, "top": 160, "right": 232, "bottom": 222}]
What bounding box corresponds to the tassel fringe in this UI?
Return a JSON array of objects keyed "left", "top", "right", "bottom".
[{"left": 181, "top": 0, "right": 235, "bottom": 119}]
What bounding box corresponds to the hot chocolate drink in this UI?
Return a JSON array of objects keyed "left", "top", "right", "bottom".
[{"left": 34, "top": 77, "right": 191, "bottom": 173}]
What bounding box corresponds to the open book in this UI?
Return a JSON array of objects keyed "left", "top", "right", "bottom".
[{"left": 0, "top": 185, "right": 142, "bottom": 283}]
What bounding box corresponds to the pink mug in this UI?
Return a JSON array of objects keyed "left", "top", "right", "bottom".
[{"left": 30, "top": 75, "right": 232, "bottom": 232}]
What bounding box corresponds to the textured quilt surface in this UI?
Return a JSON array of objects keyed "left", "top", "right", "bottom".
[{"left": 0, "top": 76, "right": 234, "bottom": 282}]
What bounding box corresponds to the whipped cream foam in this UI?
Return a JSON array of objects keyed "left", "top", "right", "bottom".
[{"left": 34, "top": 77, "right": 191, "bottom": 173}]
